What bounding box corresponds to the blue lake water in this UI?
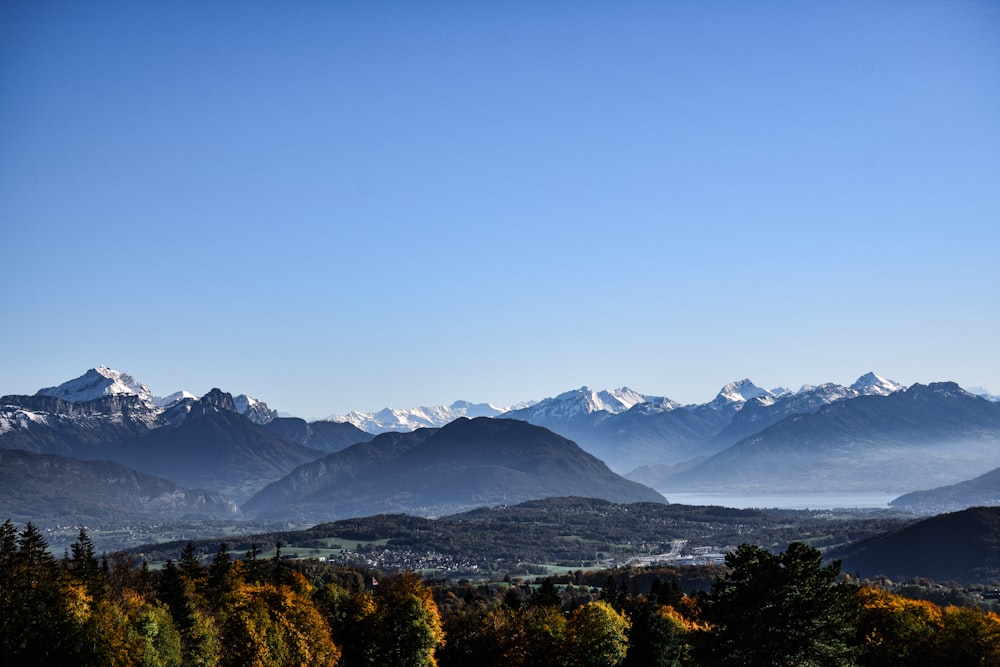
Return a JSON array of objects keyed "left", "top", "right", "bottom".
[{"left": 665, "top": 492, "right": 898, "bottom": 510}]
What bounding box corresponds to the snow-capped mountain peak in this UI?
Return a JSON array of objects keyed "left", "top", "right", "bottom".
[
  {"left": 701, "top": 379, "right": 773, "bottom": 416},
  {"left": 330, "top": 401, "right": 506, "bottom": 434},
  {"left": 550, "top": 387, "right": 650, "bottom": 415},
  {"left": 234, "top": 394, "right": 278, "bottom": 425},
  {"left": 715, "top": 379, "right": 771, "bottom": 404},
  {"left": 151, "top": 390, "right": 198, "bottom": 408},
  {"left": 36, "top": 366, "right": 155, "bottom": 404},
  {"left": 850, "top": 372, "right": 904, "bottom": 396}
]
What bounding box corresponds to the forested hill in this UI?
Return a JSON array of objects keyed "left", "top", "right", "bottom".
[
  {"left": 829, "top": 506, "right": 1000, "bottom": 584},
  {"left": 128, "top": 497, "right": 911, "bottom": 577}
]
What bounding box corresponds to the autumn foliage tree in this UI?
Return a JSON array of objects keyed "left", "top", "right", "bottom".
[{"left": 7, "top": 522, "right": 1000, "bottom": 667}]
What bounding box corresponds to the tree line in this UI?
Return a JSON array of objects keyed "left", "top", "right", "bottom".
[{"left": 2, "top": 519, "right": 999, "bottom": 666}]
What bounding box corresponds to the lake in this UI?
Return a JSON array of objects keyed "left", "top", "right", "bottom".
[{"left": 665, "top": 491, "right": 899, "bottom": 510}]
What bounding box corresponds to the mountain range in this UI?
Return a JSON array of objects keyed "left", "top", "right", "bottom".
[
  {"left": 0, "top": 368, "right": 663, "bottom": 523},
  {"left": 4, "top": 367, "right": 1000, "bottom": 528},
  {"left": 634, "top": 381, "right": 1000, "bottom": 495}
]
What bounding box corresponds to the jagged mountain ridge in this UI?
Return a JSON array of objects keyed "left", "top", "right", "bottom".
[
  {"left": 644, "top": 383, "right": 1000, "bottom": 494},
  {"left": 31, "top": 365, "right": 277, "bottom": 423},
  {"left": 0, "top": 386, "right": 333, "bottom": 503},
  {"left": 5, "top": 367, "right": 990, "bottom": 514},
  {"left": 242, "top": 417, "right": 666, "bottom": 522},
  {"left": 330, "top": 400, "right": 515, "bottom": 434},
  {"left": 497, "top": 374, "right": 907, "bottom": 472}
]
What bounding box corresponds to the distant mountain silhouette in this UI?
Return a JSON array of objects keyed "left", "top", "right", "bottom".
[
  {"left": 243, "top": 417, "right": 666, "bottom": 522},
  {"left": 0, "top": 448, "right": 240, "bottom": 525},
  {"left": 264, "top": 416, "right": 373, "bottom": 453},
  {"left": 829, "top": 506, "right": 1000, "bottom": 584},
  {"left": 891, "top": 467, "right": 1000, "bottom": 513},
  {"left": 0, "top": 389, "right": 326, "bottom": 502},
  {"left": 643, "top": 383, "right": 1000, "bottom": 494},
  {"left": 109, "top": 391, "right": 326, "bottom": 501}
]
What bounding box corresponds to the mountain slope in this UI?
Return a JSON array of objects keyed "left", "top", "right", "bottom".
[
  {"left": 0, "top": 448, "right": 241, "bottom": 525},
  {"left": 2, "top": 381, "right": 329, "bottom": 503},
  {"left": 264, "top": 417, "right": 373, "bottom": 453},
  {"left": 243, "top": 417, "right": 666, "bottom": 522},
  {"left": 829, "top": 506, "right": 1000, "bottom": 584},
  {"left": 890, "top": 467, "right": 1000, "bottom": 513},
  {"left": 0, "top": 393, "right": 168, "bottom": 454},
  {"left": 656, "top": 383, "right": 1000, "bottom": 494},
  {"left": 109, "top": 390, "right": 326, "bottom": 502},
  {"left": 35, "top": 365, "right": 156, "bottom": 404},
  {"left": 331, "top": 400, "right": 508, "bottom": 434}
]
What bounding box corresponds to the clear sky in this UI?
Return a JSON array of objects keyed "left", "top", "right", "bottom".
[{"left": 2, "top": 0, "right": 998, "bottom": 418}]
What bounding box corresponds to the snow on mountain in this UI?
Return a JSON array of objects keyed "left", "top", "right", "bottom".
[
  {"left": 702, "top": 379, "right": 773, "bottom": 415},
  {"left": 0, "top": 407, "right": 50, "bottom": 435},
  {"left": 152, "top": 391, "right": 197, "bottom": 408},
  {"left": 233, "top": 394, "right": 278, "bottom": 425},
  {"left": 331, "top": 401, "right": 507, "bottom": 434},
  {"left": 508, "top": 386, "right": 663, "bottom": 423},
  {"left": 36, "top": 366, "right": 156, "bottom": 404},
  {"left": 850, "top": 372, "right": 905, "bottom": 396},
  {"left": 969, "top": 387, "right": 1000, "bottom": 402},
  {"left": 628, "top": 397, "right": 683, "bottom": 416}
]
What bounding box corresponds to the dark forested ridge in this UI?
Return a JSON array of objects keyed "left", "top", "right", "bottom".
[
  {"left": 127, "top": 497, "right": 914, "bottom": 579},
  {"left": 829, "top": 506, "right": 1000, "bottom": 584}
]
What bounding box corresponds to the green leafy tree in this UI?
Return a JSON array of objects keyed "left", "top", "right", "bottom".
[
  {"left": 313, "top": 581, "right": 376, "bottom": 666},
  {"left": 366, "top": 572, "right": 445, "bottom": 667},
  {"left": 698, "top": 542, "right": 860, "bottom": 667},
  {"left": 520, "top": 604, "right": 567, "bottom": 667},
  {"left": 565, "top": 600, "right": 631, "bottom": 667}
]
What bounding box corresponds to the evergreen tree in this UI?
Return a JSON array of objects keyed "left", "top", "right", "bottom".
[
  {"left": 530, "top": 577, "right": 562, "bottom": 609},
  {"left": 179, "top": 542, "right": 205, "bottom": 582},
  {"left": 698, "top": 542, "right": 860, "bottom": 667},
  {"left": 7, "top": 523, "right": 75, "bottom": 665},
  {"left": 623, "top": 603, "right": 690, "bottom": 667},
  {"left": 67, "top": 527, "right": 104, "bottom": 599},
  {"left": 0, "top": 519, "right": 19, "bottom": 661}
]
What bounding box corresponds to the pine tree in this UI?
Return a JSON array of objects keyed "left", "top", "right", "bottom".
[{"left": 698, "top": 542, "right": 860, "bottom": 666}]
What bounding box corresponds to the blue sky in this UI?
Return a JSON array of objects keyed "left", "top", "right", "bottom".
[{"left": 2, "top": 0, "right": 998, "bottom": 418}]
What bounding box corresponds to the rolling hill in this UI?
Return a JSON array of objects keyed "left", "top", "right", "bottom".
[{"left": 829, "top": 506, "right": 1000, "bottom": 584}]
